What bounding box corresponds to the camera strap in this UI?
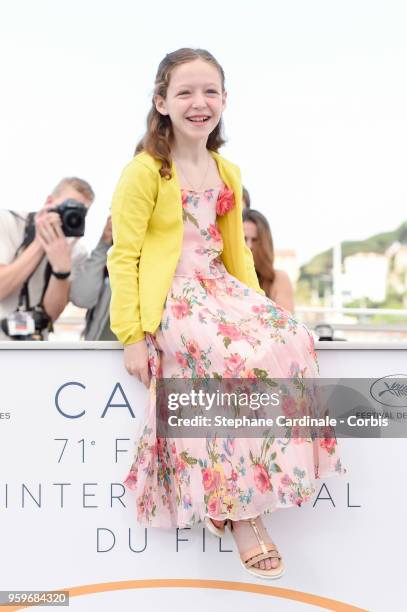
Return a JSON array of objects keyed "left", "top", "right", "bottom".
[
  {"left": 9, "top": 211, "right": 51, "bottom": 311},
  {"left": 11, "top": 211, "right": 36, "bottom": 259}
]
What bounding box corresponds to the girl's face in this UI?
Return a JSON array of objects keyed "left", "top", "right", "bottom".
[
  {"left": 243, "top": 220, "right": 259, "bottom": 251},
  {"left": 155, "top": 59, "right": 227, "bottom": 145}
]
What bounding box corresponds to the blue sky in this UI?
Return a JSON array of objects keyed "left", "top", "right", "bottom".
[{"left": 1, "top": 0, "right": 406, "bottom": 263}]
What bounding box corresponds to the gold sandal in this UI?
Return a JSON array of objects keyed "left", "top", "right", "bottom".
[{"left": 228, "top": 517, "right": 285, "bottom": 580}]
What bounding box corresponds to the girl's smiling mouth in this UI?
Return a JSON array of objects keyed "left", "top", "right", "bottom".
[{"left": 186, "top": 115, "right": 211, "bottom": 123}]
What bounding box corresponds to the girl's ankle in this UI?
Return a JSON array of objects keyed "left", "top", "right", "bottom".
[{"left": 211, "top": 518, "right": 225, "bottom": 527}]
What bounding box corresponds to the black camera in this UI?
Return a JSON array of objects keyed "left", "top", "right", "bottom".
[
  {"left": 1, "top": 306, "right": 52, "bottom": 340},
  {"left": 49, "top": 199, "right": 87, "bottom": 237}
]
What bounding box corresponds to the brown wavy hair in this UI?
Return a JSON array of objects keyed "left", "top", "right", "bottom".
[
  {"left": 135, "top": 48, "right": 227, "bottom": 179},
  {"left": 243, "top": 208, "right": 276, "bottom": 296}
]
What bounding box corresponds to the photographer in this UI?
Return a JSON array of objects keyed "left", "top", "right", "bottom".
[
  {"left": 0, "top": 177, "right": 94, "bottom": 340},
  {"left": 70, "top": 215, "right": 115, "bottom": 341}
]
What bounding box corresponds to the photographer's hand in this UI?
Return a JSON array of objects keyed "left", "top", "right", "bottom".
[
  {"left": 35, "top": 209, "right": 73, "bottom": 272},
  {"left": 102, "top": 216, "right": 112, "bottom": 246}
]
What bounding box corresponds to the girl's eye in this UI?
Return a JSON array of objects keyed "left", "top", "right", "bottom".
[{"left": 177, "top": 90, "right": 218, "bottom": 96}]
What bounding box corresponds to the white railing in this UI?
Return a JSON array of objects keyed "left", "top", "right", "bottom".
[
  {"left": 51, "top": 307, "right": 407, "bottom": 343},
  {"left": 296, "top": 307, "right": 407, "bottom": 316},
  {"left": 294, "top": 306, "right": 406, "bottom": 342}
]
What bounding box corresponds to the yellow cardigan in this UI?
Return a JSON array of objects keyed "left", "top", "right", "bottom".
[{"left": 107, "top": 150, "right": 264, "bottom": 345}]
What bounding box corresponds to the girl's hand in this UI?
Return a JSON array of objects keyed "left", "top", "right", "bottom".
[{"left": 124, "top": 339, "right": 151, "bottom": 388}]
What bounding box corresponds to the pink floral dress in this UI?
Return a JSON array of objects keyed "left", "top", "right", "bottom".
[{"left": 124, "top": 185, "right": 345, "bottom": 528}]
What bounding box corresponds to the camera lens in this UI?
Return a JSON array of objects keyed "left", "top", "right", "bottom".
[
  {"left": 65, "top": 212, "right": 82, "bottom": 230},
  {"left": 54, "top": 199, "right": 86, "bottom": 237}
]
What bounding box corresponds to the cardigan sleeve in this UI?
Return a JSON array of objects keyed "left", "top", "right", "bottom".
[{"left": 107, "top": 158, "right": 158, "bottom": 345}]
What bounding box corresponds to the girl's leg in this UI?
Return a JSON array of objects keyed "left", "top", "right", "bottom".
[{"left": 210, "top": 518, "right": 226, "bottom": 529}]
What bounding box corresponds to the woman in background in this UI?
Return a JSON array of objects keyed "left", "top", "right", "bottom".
[{"left": 243, "top": 208, "right": 294, "bottom": 314}]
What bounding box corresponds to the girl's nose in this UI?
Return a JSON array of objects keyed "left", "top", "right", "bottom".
[{"left": 191, "top": 94, "right": 206, "bottom": 108}]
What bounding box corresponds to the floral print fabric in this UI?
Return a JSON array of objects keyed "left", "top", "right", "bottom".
[{"left": 124, "top": 186, "right": 345, "bottom": 528}]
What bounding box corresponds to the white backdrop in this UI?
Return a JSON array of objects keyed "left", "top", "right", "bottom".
[{"left": 0, "top": 344, "right": 406, "bottom": 611}]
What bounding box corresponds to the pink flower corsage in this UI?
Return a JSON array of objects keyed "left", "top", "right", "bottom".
[{"left": 216, "top": 186, "right": 235, "bottom": 216}]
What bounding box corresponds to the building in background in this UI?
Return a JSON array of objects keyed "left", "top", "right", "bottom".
[
  {"left": 341, "top": 252, "right": 388, "bottom": 303},
  {"left": 387, "top": 242, "right": 407, "bottom": 307}
]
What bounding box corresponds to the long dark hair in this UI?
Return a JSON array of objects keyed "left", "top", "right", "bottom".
[
  {"left": 243, "top": 208, "right": 276, "bottom": 296},
  {"left": 135, "top": 48, "right": 227, "bottom": 179}
]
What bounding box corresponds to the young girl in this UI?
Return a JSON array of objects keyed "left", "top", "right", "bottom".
[
  {"left": 243, "top": 208, "right": 295, "bottom": 313},
  {"left": 107, "top": 48, "right": 345, "bottom": 580}
]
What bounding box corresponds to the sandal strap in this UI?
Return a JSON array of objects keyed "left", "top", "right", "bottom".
[
  {"left": 245, "top": 517, "right": 269, "bottom": 555},
  {"left": 240, "top": 542, "right": 281, "bottom": 565},
  {"left": 230, "top": 517, "right": 283, "bottom": 567},
  {"left": 246, "top": 550, "right": 282, "bottom": 569}
]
